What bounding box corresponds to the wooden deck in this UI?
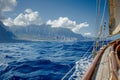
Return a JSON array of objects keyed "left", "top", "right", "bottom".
[
  {"left": 82, "top": 39, "right": 120, "bottom": 80},
  {"left": 93, "top": 46, "right": 112, "bottom": 80}
]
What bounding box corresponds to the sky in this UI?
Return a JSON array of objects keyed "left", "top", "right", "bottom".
[{"left": 0, "top": 0, "right": 110, "bottom": 37}]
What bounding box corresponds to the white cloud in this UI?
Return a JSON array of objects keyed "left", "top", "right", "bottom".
[
  {"left": 46, "top": 17, "right": 89, "bottom": 34},
  {"left": 0, "top": 0, "right": 17, "bottom": 19},
  {"left": 25, "top": 9, "right": 32, "bottom": 13},
  {"left": 84, "top": 33, "right": 91, "bottom": 36},
  {"left": 0, "top": 0, "right": 17, "bottom": 12},
  {"left": 3, "top": 18, "right": 14, "bottom": 26},
  {"left": 3, "top": 9, "right": 42, "bottom": 26},
  {"left": 72, "top": 22, "right": 89, "bottom": 34},
  {"left": 46, "top": 17, "right": 76, "bottom": 29}
]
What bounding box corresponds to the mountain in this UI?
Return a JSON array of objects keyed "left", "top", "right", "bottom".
[
  {"left": 9, "top": 24, "right": 84, "bottom": 41},
  {"left": 0, "top": 21, "right": 16, "bottom": 42}
]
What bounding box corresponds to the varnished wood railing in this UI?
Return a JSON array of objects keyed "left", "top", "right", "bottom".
[
  {"left": 82, "top": 39, "right": 120, "bottom": 80},
  {"left": 82, "top": 46, "right": 107, "bottom": 80},
  {"left": 109, "top": 51, "right": 118, "bottom": 80}
]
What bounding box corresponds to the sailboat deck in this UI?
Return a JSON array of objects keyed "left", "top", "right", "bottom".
[{"left": 93, "top": 46, "right": 111, "bottom": 80}]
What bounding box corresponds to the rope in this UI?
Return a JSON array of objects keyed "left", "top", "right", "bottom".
[
  {"left": 62, "top": 0, "right": 108, "bottom": 79},
  {"left": 102, "top": 23, "right": 106, "bottom": 46},
  {"left": 82, "top": 42, "right": 95, "bottom": 58},
  {"left": 100, "top": 0, "right": 107, "bottom": 47},
  {"left": 61, "top": 42, "right": 95, "bottom": 80},
  {"left": 95, "top": 0, "right": 107, "bottom": 51},
  {"left": 100, "top": 0, "right": 107, "bottom": 26},
  {"left": 96, "top": 0, "right": 101, "bottom": 31},
  {"left": 94, "top": 0, "right": 101, "bottom": 51},
  {"left": 70, "top": 43, "right": 95, "bottom": 80},
  {"left": 61, "top": 65, "right": 75, "bottom": 80}
]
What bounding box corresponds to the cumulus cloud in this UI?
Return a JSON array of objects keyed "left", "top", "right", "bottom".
[
  {"left": 25, "top": 9, "right": 33, "bottom": 13},
  {"left": 72, "top": 22, "right": 89, "bottom": 34},
  {"left": 3, "top": 9, "right": 42, "bottom": 27},
  {"left": 46, "top": 17, "right": 76, "bottom": 29},
  {"left": 0, "top": 0, "right": 17, "bottom": 20},
  {"left": 84, "top": 33, "right": 91, "bottom": 36},
  {"left": 46, "top": 17, "right": 89, "bottom": 34}
]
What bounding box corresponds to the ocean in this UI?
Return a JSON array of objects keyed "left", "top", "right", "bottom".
[{"left": 0, "top": 41, "right": 94, "bottom": 80}]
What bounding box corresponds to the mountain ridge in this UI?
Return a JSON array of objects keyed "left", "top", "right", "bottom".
[
  {"left": 0, "top": 21, "right": 16, "bottom": 42},
  {"left": 9, "top": 24, "right": 85, "bottom": 41}
]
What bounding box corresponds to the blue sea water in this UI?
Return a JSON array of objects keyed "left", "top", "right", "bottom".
[{"left": 0, "top": 41, "right": 94, "bottom": 80}]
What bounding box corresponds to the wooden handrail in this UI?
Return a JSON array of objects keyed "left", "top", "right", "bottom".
[
  {"left": 110, "top": 51, "right": 118, "bottom": 80},
  {"left": 82, "top": 39, "right": 120, "bottom": 80},
  {"left": 82, "top": 46, "right": 107, "bottom": 80}
]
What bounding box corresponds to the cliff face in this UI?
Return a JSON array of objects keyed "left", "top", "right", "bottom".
[
  {"left": 0, "top": 21, "right": 16, "bottom": 42},
  {"left": 10, "top": 24, "right": 84, "bottom": 41},
  {"left": 0, "top": 21, "right": 85, "bottom": 42}
]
